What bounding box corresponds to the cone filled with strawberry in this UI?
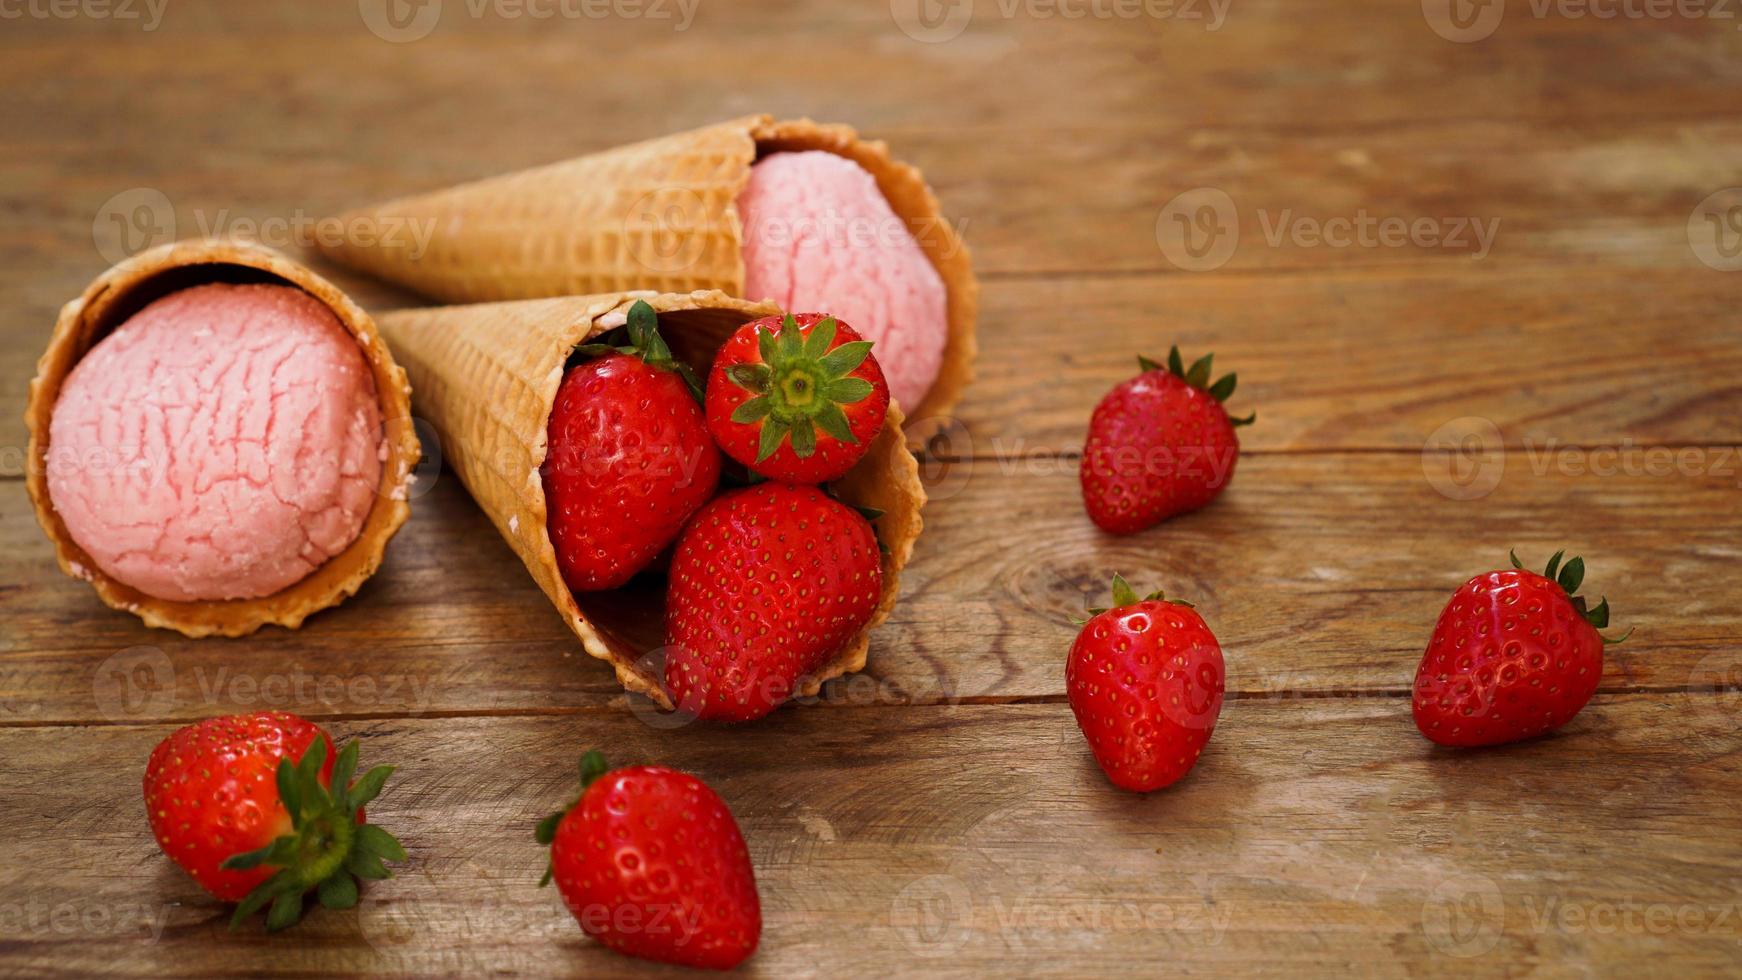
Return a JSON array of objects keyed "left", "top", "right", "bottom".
[{"left": 376, "top": 294, "right": 923, "bottom": 720}]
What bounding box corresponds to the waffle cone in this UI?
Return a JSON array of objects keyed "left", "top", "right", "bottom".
[
  {"left": 24, "top": 240, "right": 421, "bottom": 637},
  {"left": 317, "top": 115, "right": 977, "bottom": 429},
  {"left": 376, "top": 291, "right": 925, "bottom": 709}
]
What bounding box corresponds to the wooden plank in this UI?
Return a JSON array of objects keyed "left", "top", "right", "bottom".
[
  {"left": 5, "top": 452, "right": 1735, "bottom": 722},
  {"left": 6, "top": 0, "right": 1742, "bottom": 132},
  {"left": 6, "top": 264, "right": 1740, "bottom": 466},
  {"left": 9, "top": 115, "right": 1736, "bottom": 297},
  {"left": 945, "top": 266, "right": 1742, "bottom": 454},
  {"left": 1, "top": 696, "right": 1738, "bottom": 976}
]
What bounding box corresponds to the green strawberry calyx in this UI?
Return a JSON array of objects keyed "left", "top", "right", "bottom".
[
  {"left": 573, "top": 299, "right": 705, "bottom": 401},
  {"left": 1508, "top": 548, "right": 1635, "bottom": 645},
  {"left": 534, "top": 750, "right": 610, "bottom": 887},
  {"left": 1073, "top": 573, "right": 1195, "bottom": 624},
  {"left": 725, "top": 314, "right": 877, "bottom": 462},
  {"left": 221, "top": 736, "right": 404, "bottom": 932},
  {"left": 1137, "top": 346, "right": 1255, "bottom": 427}
]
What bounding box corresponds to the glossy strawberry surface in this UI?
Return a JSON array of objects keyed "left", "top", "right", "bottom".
[
  {"left": 144, "top": 712, "right": 333, "bottom": 902},
  {"left": 1067, "top": 598, "right": 1226, "bottom": 792},
  {"left": 706, "top": 313, "right": 889, "bottom": 484},
  {"left": 1413, "top": 569, "right": 1606, "bottom": 747},
  {"left": 664, "top": 483, "right": 882, "bottom": 721},
  {"left": 1081, "top": 363, "right": 1243, "bottom": 534},
  {"left": 543, "top": 352, "right": 720, "bottom": 592},
  {"left": 550, "top": 764, "right": 760, "bottom": 970}
]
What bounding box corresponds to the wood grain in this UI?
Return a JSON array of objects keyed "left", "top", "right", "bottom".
[
  {"left": 5, "top": 451, "right": 1736, "bottom": 723},
  {"left": 5, "top": 264, "right": 1740, "bottom": 466},
  {"left": 940, "top": 266, "right": 1742, "bottom": 455},
  {"left": 4, "top": 0, "right": 1741, "bottom": 974},
  {"left": 2, "top": 697, "right": 1739, "bottom": 977}
]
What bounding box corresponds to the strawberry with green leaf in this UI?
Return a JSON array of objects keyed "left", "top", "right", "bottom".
[
  {"left": 536, "top": 751, "right": 760, "bottom": 969},
  {"left": 544, "top": 299, "right": 721, "bottom": 591},
  {"left": 1081, "top": 346, "right": 1254, "bottom": 534},
  {"left": 1413, "top": 550, "right": 1633, "bottom": 747},
  {"left": 142, "top": 712, "right": 404, "bottom": 931},
  {"left": 705, "top": 312, "right": 889, "bottom": 484},
  {"left": 1067, "top": 575, "right": 1226, "bottom": 792}
]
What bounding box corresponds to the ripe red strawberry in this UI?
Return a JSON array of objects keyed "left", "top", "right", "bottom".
[
  {"left": 706, "top": 312, "right": 889, "bottom": 484},
  {"left": 1080, "top": 347, "right": 1254, "bottom": 534},
  {"left": 536, "top": 751, "right": 760, "bottom": 970},
  {"left": 664, "top": 482, "right": 883, "bottom": 721},
  {"left": 544, "top": 299, "right": 721, "bottom": 592},
  {"left": 142, "top": 711, "right": 404, "bottom": 931},
  {"left": 1066, "top": 576, "right": 1226, "bottom": 792},
  {"left": 1413, "top": 550, "right": 1631, "bottom": 747}
]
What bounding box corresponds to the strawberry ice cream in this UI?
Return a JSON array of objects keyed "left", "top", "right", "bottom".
[
  {"left": 45, "top": 283, "right": 384, "bottom": 602},
  {"left": 736, "top": 151, "right": 948, "bottom": 413}
]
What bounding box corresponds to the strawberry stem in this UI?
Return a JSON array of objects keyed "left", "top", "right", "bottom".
[
  {"left": 222, "top": 736, "right": 403, "bottom": 931},
  {"left": 1137, "top": 346, "right": 1255, "bottom": 427},
  {"left": 536, "top": 751, "right": 613, "bottom": 888},
  {"left": 1507, "top": 548, "right": 1632, "bottom": 644},
  {"left": 727, "top": 314, "right": 875, "bottom": 461},
  {"left": 1075, "top": 574, "right": 1195, "bottom": 622},
  {"left": 571, "top": 300, "right": 705, "bottom": 401}
]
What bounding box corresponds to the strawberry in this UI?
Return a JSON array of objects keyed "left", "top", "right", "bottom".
[
  {"left": 705, "top": 312, "right": 889, "bottom": 484},
  {"left": 664, "top": 482, "right": 883, "bottom": 722},
  {"left": 544, "top": 299, "right": 721, "bottom": 592},
  {"left": 1413, "top": 550, "right": 1632, "bottom": 748},
  {"left": 1080, "top": 347, "right": 1254, "bottom": 534},
  {"left": 142, "top": 711, "right": 404, "bottom": 931},
  {"left": 1066, "top": 576, "right": 1226, "bottom": 792},
  {"left": 536, "top": 751, "right": 760, "bottom": 970}
]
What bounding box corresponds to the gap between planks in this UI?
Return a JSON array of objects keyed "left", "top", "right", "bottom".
[
  {"left": 6, "top": 444, "right": 1742, "bottom": 482},
  {"left": 6, "top": 686, "right": 1740, "bottom": 732}
]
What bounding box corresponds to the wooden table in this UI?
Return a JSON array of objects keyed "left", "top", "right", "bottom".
[{"left": 4, "top": 2, "right": 1741, "bottom": 976}]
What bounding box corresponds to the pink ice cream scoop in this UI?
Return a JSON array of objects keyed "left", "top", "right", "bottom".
[
  {"left": 737, "top": 151, "right": 948, "bottom": 413},
  {"left": 45, "top": 283, "right": 385, "bottom": 602}
]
